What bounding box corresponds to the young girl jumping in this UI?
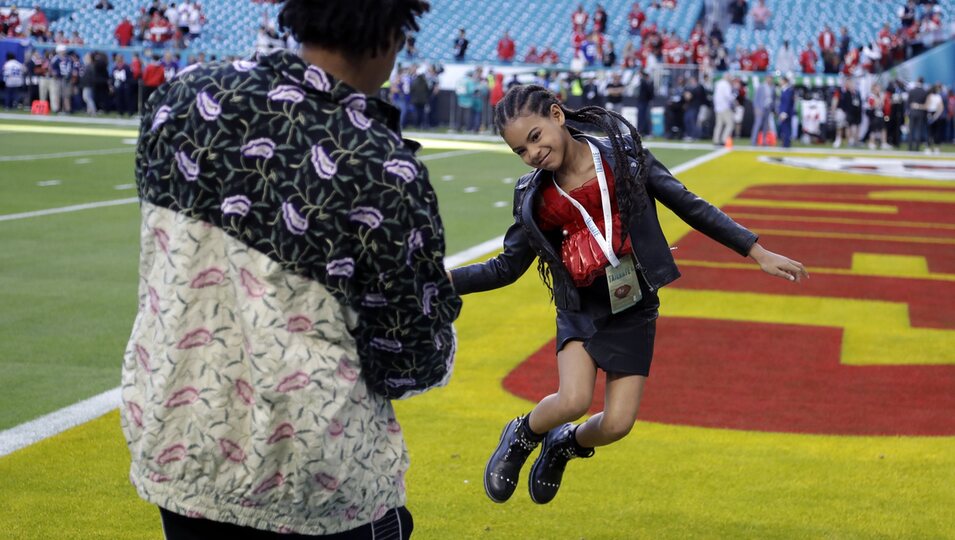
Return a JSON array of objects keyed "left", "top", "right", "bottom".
[{"left": 450, "top": 85, "right": 808, "bottom": 505}]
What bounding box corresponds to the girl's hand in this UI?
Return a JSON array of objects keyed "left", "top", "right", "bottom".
[{"left": 748, "top": 243, "right": 809, "bottom": 283}]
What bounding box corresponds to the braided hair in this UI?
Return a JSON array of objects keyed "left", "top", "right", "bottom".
[
  {"left": 494, "top": 84, "right": 650, "bottom": 298},
  {"left": 279, "top": 0, "right": 430, "bottom": 58}
]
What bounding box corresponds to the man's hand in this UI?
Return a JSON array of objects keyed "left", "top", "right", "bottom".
[{"left": 749, "top": 243, "right": 809, "bottom": 282}]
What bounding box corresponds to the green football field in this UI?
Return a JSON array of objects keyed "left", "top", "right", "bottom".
[{"left": 2, "top": 117, "right": 953, "bottom": 539}]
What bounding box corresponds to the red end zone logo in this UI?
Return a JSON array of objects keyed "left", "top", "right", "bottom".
[{"left": 504, "top": 183, "right": 955, "bottom": 436}]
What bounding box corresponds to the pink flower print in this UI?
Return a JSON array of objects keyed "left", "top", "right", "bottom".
[
  {"left": 135, "top": 344, "right": 151, "bottom": 371},
  {"left": 156, "top": 443, "right": 187, "bottom": 465},
  {"left": 344, "top": 505, "right": 359, "bottom": 521},
  {"left": 176, "top": 328, "right": 213, "bottom": 349},
  {"left": 239, "top": 268, "right": 266, "bottom": 298},
  {"left": 150, "top": 105, "right": 171, "bottom": 132},
  {"left": 221, "top": 195, "right": 252, "bottom": 217},
  {"left": 277, "top": 526, "right": 298, "bottom": 534},
  {"left": 174, "top": 151, "right": 199, "bottom": 181},
  {"left": 386, "top": 417, "right": 402, "bottom": 434},
  {"left": 336, "top": 357, "right": 359, "bottom": 382},
  {"left": 197, "top": 91, "right": 220, "bottom": 121},
  {"left": 384, "top": 159, "right": 418, "bottom": 183},
  {"left": 164, "top": 387, "right": 199, "bottom": 408},
  {"left": 241, "top": 138, "right": 276, "bottom": 160},
  {"left": 286, "top": 315, "right": 312, "bottom": 333},
  {"left": 148, "top": 471, "right": 171, "bottom": 483},
  {"left": 190, "top": 267, "right": 225, "bottom": 289},
  {"left": 372, "top": 504, "right": 389, "bottom": 521},
  {"left": 253, "top": 472, "right": 285, "bottom": 495},
  {"left": 185, "top": 511, "right": 205, "bottom": 519},
  {"left": 276, "top": 371, "right": 310, "bottom": 393},
  {"left": 152, "top": 227, "right": 169, "bottom": 253},
  {"left": 304, "top": 65, "right": 330, "bottom": 92},
  {"left": 314, "top": 472, "right": 339, "bottom": 492},
  {"left": 281, "top": 201, "right": 308, "bottom": 235},
  {"left": 327, "top": 419, "right": 344, "bottom": 438},
  {"left": 267, "top": 423, "right": 295, "bottom": 444},
  {"left": 148, "top": 286, "right": 160, "bottom": 315},
  {"left": 268, "top": 85, "right": 305, "bottom": 103},
  {"left": 127, "top": 401, "right": 144, "bottom": 427},
  {"left": 239, "top": 499, "right": 261, "bottom": 508},
  {"left": 218, "top": 438, "right": 246, "bottom": 463},
  {"left": 235, "top": 379, "right": 255, "bottom": 405},
  {"left": 310, "top": 144, "right": 337, "bottom": 179}
]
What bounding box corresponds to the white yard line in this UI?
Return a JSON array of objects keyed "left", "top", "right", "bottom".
[
  {"left": 0, "top": 147, "right": 134, "bottom": 162},
  {"left": 0, "top": 198, "right": 140, "bottom": 222},
  {"left": 0, "top": 112, "right": 140, "bottom": 126},
  {"left": 0, "top": 148, "right": 729, "bottom": 457}
]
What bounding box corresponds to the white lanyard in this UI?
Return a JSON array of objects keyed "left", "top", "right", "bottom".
[{"left": 552, "top": 140, "right": 620, "bottom": 268}]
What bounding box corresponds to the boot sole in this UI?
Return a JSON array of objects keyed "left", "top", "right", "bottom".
[{"left": 483, "top": 420, "right": 514, "bottom": 504}]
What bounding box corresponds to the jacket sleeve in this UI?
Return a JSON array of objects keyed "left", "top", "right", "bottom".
[
  {"left": 342, "top": 150, "right": 462, "bottom": 400},
  {"left": 449, "top": 183, "right": 537, "bottom": 294},
  {"left": 644, "top": 150, "right": 758, "bottom": 257}
]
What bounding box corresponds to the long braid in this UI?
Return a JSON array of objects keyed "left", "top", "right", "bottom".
[{"left": 493, "top": 84, "right": 650, "bottom": 300}]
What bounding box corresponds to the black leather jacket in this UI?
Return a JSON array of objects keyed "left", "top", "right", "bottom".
[{"left": 450, "top": 133, "right": 758, "bottom": 311}]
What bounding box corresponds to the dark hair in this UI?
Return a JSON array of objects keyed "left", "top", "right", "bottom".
[
  {"left": 279, "top": 0, "right": 430, "bottom": 58},
  {"left": 493, "top": 84, "right": 650, "bottom": 298}
]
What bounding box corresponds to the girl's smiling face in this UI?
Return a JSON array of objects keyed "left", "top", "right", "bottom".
[{"left": 501, "top": 104, "right": 570, "bottom": 172}]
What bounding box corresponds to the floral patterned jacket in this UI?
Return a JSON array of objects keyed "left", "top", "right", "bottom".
[{"left": 121, "top": 50, "right": 461, "bottom": 535}]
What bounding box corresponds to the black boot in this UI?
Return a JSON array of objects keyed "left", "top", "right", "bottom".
[
  {"left": 484, "top": 415, "right": 543, "bottom": 503},
  {"left": 528, "top": 423, "right": 594, "bottom": 504}
]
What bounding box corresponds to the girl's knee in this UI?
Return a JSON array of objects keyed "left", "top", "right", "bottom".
[
  {"left": 599, "top": 415, "right": 636, "bottom": 442},
  {"left": 556, "top": 392, "right": 591, "bottom": 421}
]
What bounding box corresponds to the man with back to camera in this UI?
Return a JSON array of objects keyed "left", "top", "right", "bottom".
[{"left": 123, "top": 1, "right": 461, "bottom": 538}]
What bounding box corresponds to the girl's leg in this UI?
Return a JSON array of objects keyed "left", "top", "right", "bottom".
[
  {"left": 527, "top": 341, "right": 597, "bottom": 434},
  {"left": 575, "top": 373, "right": 646, "bottom": 448}
]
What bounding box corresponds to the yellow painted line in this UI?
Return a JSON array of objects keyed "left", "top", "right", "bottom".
[
  {"left": 758, "top": 228, "right": 955, "bottom": 245},
  {"left": 0, "top": 124, "right": 138, "bottom": 138},
  {"left": 727, "top": 198, "right": 898, "bottom": 214},
  {"left": 852, "top": 254, "right": 929, "bottom": 276},
  {"left": 869, "top": 190, "right": 955, "bottom": 203},
  {"left": 661, "top": 288, "right": 955, "bottom": 365},
  {"left": 728, "top": 212, "right": 955, "bottom": 231},
  {"left": 678, "top": 259, "right": 955, "bottom": 282}
]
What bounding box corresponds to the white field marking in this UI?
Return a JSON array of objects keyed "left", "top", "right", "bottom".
[
  {"left": 0, "top": 124, "right": 138, "bottom": 138},
  {"left": 114, "top": 183, "right": 136, "bottom": 190},
  {"left": 419, "top": 149, "right": 482, "bottom": 161},
  {"left": 0, "top": 147, "right": 133, "bottom": 162},
  {"left": 0, "top": 112, "right": 140, "bottom": 126},
  {"left": 0, "top": 149, "right": 487, "bottom": 224},
  {"left": 0, "top": 197, "right": 139, "bottom": 222},
  {"left": 464, "top": 186, "right": 479, "bottom": 193},
  {"left": 122, "top": 138, "right": 138, "bottom": 145},
  {"left": 494, "top": 201, "right": 509, "bottom": 208},
  {"left": 502, "top": 177, "right": 515, "bottom": 184},
  {"left": 441, "top": 175, "right": 455, "bottom": 181},
  {"left": 75, "top": 158, "right": 92, "bottom": 165},
  {"left": 0, "top": 388, "right": 121, "bottom": 457},
  {"left": 0, "top": 148, "right": 728, "bottom": 455},
  {"left": 36, "top": 180, "right": 62, "bottom": 187}
]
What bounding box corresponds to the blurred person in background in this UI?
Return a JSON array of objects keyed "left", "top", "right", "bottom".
[
  {"left": 124, "top": 0, "right": 460, "bottom": 537},
  {"left": 2, "top": 52, "right": 25, "bottom": 110}
]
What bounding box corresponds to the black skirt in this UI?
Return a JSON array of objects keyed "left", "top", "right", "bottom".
[{"left": 555, "top": 270, "right": 660, "bottom": 376}]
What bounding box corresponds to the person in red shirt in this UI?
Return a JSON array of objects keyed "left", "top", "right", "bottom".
[
  {"left": 628, "top": 2, "right": 645, "bottom": 36},
  {"left": 497, "top": 31, "right": 515, "bottom": 62},
  {"left": 571, "top": 28, "right": 586, "bottom": 53},
  {"left": 142, "top": 54, "right": 165, "bottom": 102},
  {"left": 593, "top": 4, "right": 607, "bottom": 33},
  {"left": 524, "top": 46, "right": 541, "bottom": 64},
  {"left": 571, "top": 4, "right": 588, "bottom": 32},
  {"left": 751, "top": 44, "right": 769, "bottom": 71},
  {"left": 818, "top": 25, "right": 835, "bottom": 52},
  {"left": 541, "top": 47, "right": 560, "bottom": 65},
  {"left": 115, "top": 17, "right": 134, "bottom": 46},
  {"left": 4, "top": 7, "right": 21, "bottom": 37},
  {"left": 28, "top": 5, "right": 48, "bottom": 38},
  {"left": 800, "top": 42, "right": 817, "bottom": 73},
  {"left": 842, "top": 47, "right": 859, "bottom": 76}
]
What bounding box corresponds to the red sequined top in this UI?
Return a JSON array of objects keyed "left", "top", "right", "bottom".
[{"left": 536, "top": 160, "right": 633, "bottom": 287}]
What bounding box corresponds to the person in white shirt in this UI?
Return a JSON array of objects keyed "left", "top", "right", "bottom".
[
  {"left": 926, "top": 84, "right": 945, "bottom": 155},
  {"left": 2, "top": 53, "right": 25, "bottom": 109},
  {"left": 775, "top": 40, "right": 797, "bottom": 75},
  {"left": 712, "top": 75, "right": 736, "bottom": 145}
]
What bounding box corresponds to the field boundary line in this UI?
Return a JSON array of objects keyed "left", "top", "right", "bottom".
[
  {"left": 0, "top": 148, "right": 134, "bottom": 162},
  {"left": 0, "top": 148, "right": 726, "bottom": 457}
]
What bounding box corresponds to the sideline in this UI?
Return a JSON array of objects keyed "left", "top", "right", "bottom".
[
  {"left": 0, "top": 147, "right": 729, "bottom": 457},
  {"left": 0, "top": 147, "right": 135, "bottom": 162}
]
